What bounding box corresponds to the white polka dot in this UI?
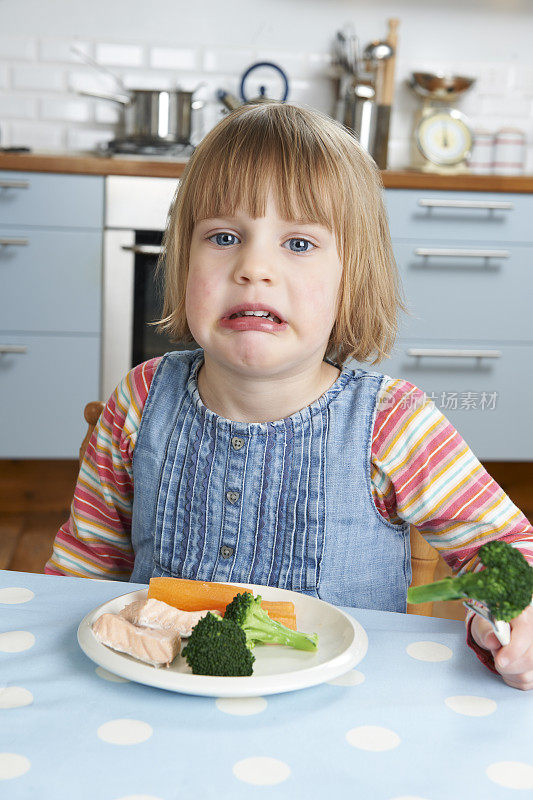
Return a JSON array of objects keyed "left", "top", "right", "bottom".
[
  {"left": 0, "top": 687, "right": 33, "bottom": 709},
  {"left": 346, "top": 725, "right": 401, "bottom": 751},
  {"left": 97, "top": 719, "right": 153, "bottom": 745},
  {"left": 445, "top": 695, "right": 497, "bottom": 717},
  {"left": 406, "top": 640, "right": 453, "bottom": 662},
  {"left": 328, "top": 669, "right": 365, "bottom": 686},
  {"left": 96, "top": 667, "right": 130, "bottom": 683},
  {"left": 0, "top": 753, "right": 31, "bottom": 780},
  {"left": 0, "top": 588, "right": 34, "bottom": 604},
  {"left": 486, "top": 761, "right": 533, "bottom": 790},
  {"left": 216, "top": 696, "right": 267, "bottom": 715},
  {"left": 0, "top": 631, "right": 35, "bottom": 653},
  {"left": 232, "top": 757, "right": 291, "bottom": 785},
  {"left": 113, "top": 796, "right": 163, "bottom": 800}
]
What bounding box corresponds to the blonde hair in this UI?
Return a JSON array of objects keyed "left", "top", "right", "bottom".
[{"left": 157, "top": 102, "right": 407, "bottom": 366}]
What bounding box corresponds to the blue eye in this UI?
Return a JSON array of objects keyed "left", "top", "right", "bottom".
[
  {"left": 208, "top": 232, "right": 239, "bottom": 246},
  {"left": 284, "top": 238, "right": 315, "bottom": 253}
]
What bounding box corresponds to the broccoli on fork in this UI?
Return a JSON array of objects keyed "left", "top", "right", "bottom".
[
  {"left": 225, "top": 592, "right": 319, "bottom": 651},
  {"left": 181, "top": 612, "right": 255, "bottom": 676},
  {"left": 407, "top": 540, "right": 533, "bottom": 622}
]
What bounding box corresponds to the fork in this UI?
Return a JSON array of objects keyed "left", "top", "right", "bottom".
[{"left": 462, "top": 599, "right": 511, "bottom": 646}]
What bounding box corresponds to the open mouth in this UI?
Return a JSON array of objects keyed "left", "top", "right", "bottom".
[{"left": 228, "top": 311, "right": 282, "bottom": 324}]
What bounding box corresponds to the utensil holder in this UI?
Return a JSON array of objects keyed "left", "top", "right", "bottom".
[{"left": 342, "top": 85, "right": 391, "bottom": 169}]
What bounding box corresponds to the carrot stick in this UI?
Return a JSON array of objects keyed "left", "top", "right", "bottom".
[
  {"left": 260, "top": 600, "right": 295, "bottom": 617},
  {"left": 148, "top": 577, "right": 251, "bottom": 613}
]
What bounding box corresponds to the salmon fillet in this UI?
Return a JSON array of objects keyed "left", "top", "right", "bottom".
[
  {"left": 92, "top": 612, "right": 181, "bottom": 668},
  {"left": 119, "top": 598, "right": 217, "bottom": 637}
]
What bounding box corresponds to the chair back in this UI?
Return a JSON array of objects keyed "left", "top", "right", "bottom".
[{"left": 79, "top": 402, "right": 439, "bottom": 615}]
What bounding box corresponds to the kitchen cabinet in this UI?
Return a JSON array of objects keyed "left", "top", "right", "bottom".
[
  {"left": 348, "top": 189, "right": 533, "bottom": 461},
  {"left": 0, "top": 171, "right": 103, "bottom": 458}
]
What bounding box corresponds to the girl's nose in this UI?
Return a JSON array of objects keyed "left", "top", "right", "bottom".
[{"left": 232, "top": 247, "right": 276, "bottom": 284}]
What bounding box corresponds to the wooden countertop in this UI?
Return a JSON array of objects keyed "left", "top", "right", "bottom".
[{"left": 1, "top": 151, "right": 532, "bottom": 192}]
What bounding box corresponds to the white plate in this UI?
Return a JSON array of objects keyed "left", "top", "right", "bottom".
[{"left": 77, "top": 583, "right": 368, "bottom": 697}]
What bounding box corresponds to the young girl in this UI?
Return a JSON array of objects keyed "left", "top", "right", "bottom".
[{"left": 46, "top": 103, "right": 532, "bottom": 690}]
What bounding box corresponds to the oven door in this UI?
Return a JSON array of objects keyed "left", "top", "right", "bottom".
[{"left": 102, "top": 228, "right": 196, "bottom": 402}]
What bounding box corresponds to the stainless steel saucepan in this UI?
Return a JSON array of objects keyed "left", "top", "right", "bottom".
[{"left": 71, "top": 46, "right": 205, "bottom": 144}]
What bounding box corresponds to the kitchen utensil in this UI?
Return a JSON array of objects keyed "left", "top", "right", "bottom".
[
  {"left": 463, "top": 599, "right": 511, "bottom": 646},
  {"left": 381, "top": 19, "right": 399, "bottom": 107},
  {"left": 407, "top": 72, "right": 475, "bottom": 174},
  {"left": 71, "top": 44, "right": 128, "bottom": 94},
  {"left": 217, "top": 61, "right": 290, "bottom": 112},
  {"left": 78, "top": 86, "right": 206, "bottom": 145},
  {"left": 362, "top": 40, "right": 394, "bottom": 105}
]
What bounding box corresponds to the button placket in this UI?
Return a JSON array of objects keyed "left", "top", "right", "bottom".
[{"left": 215, "top": 430, "right": 247, "bottom": 579}]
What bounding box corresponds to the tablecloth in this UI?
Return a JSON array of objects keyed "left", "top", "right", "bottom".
[{"left": 1, "top": 570, "right": 532, "bottom": 799}]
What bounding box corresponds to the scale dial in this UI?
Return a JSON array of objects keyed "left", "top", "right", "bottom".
[{"left": 415, "top": 108, "right": 473, "bottom": 166}]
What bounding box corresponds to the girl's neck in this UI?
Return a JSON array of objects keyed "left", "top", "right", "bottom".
[{"left": 196, "top": 355, "right": 341, "bottom": 424}]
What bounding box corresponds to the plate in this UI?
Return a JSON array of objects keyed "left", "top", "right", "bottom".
[{"left": 77, "top": 583, "right": 368, "bottom": 697}]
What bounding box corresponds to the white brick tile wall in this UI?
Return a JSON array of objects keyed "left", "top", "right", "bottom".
[
  {"left": 40, "top": 97, "right": 92, "bottom": 122},
  {"left": 13, "top": 65, "right": 66, "bottom": 92},
  {"left": 0, "top": 94, "right": 38, "bottom": 118},
  {"left": 10, "top": 121, "right": 66, "bottom": 150},
  {"left": 65, "top": 126, "right": 116, "bottom": 151},
  {"left": 149, "top": 47, "right": 198, "bottom": 71},
  {"left": 0, "top": 37, "right": 37, "bottom": 61},
  {"left": 0, "top": 34, "right": 530, "bottom": 169},
  {"left": 95, "top": 43, "right": 145, "bottom": 68},
  {"left": 203, "top": 49, "right": 255, "bottom": 74},
  {"left": 40, "top": 39, "right": 93, "bottom": 63},
  {"left": 0, "top": 65, "right": 9, "bottom": 90}
]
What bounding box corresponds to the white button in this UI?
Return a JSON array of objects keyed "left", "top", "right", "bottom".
[
  {"left": 232, "top": 437, "right": 244, "bottom": 450},
  {"left": 226, "top": 490, "right": 240, "bottom": 504}
]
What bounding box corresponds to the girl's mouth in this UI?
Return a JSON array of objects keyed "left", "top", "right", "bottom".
[{"left": 220, "top": 315, "right": 288, "bottom": 333}]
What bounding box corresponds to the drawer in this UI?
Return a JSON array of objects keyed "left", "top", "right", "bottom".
[
  {"left": 0, "top": 171, "right": 104, "bottom": 229},
  {"left": 392, "top": 241, "right": 532, "bottom": 342},
  {"left": 349, "top": 341, "right": 532, "bottom": 460},
  {"left": 0, "top": 333, "right": 100, "bottom": 457},
  {"left": 0, "top": 228, "right": 101, "bottom": 333},
  {"left": 385, "top": 189, "right": 532, "bottom": 244}
]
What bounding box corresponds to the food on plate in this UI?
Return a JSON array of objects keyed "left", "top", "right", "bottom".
[
  {"left": 147, "top": 577, "right": 296, "bottom": 625},
  {"left": 119, "top": 598, "right": 217, "bottom": 637},
  {"left": 407, "top": 540, "right": 533, "bottom": 621},
  {"left": 148, "top": 577, "right": 252, "bottom": 613},
  {"left": 92, "top": 612, "right": 181, "bottom": 667},
  {"left": 225, "top": 592, "right": 318, "bottom": 651},
  {"left": 181, "top": 612, "right": 255, "bottom": 676}
]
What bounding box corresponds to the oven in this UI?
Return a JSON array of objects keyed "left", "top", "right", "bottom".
[{"left": 102, "top": 175, "right": 197, "bottom": 401}]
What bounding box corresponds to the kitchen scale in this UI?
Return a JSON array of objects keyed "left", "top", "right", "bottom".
[{"left": 407, "top": 71, "right": 476, "bottom": 174}]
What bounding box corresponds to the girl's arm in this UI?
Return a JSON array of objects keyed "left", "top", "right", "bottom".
[
  {"left": 371, "top": 376, "right": 533, "bottom": 679},
  {"left": 45, "top": 358, "right": 162, "bottom": 580}
]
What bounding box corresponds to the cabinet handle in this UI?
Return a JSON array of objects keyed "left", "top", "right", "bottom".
[
  {"left": 0, "top": 179, "right": 30, "bottom": 190},
  {"left": 407, "top": 348, "right": 501, "bottom": 359},
  {"left": 121, "top": 244, "right": 163, "bottom": 255},
  {"left": 414, "top": 247, "right": 510, "bottom": 259},
  {"left": 0, "top": 238, "right": 29, "bottom": 247},
  {"left": 417, "top": 198, "right": 514, "bottom": 210},
  {"left": 0, "top": 345, "right": 28, "bottom": 354}
]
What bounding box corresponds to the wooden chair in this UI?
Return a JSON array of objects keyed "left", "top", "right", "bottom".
[{"left": 79, "top": 402, "right": 440, "bottom": 615}]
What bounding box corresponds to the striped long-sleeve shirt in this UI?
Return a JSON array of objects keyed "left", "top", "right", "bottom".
[{"left": 45, "top": 358, "right": 533, "bottom": 670}]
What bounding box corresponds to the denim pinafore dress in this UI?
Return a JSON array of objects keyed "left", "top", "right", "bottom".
[{"left": 130, "top": 349, "right": 411, "bottom": 611}]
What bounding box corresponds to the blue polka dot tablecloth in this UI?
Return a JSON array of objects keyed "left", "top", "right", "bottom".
[{"left": 1, "top": 571, "right": 532, "bottom": 800}]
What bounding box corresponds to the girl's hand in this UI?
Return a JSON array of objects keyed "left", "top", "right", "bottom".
[{"left": 471, "top": 604, "right": 533, "bottom": 690}]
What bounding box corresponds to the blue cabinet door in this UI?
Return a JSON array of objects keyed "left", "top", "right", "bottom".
[{"left": 0, "top": 333, "right": 100, "bottom": 458}]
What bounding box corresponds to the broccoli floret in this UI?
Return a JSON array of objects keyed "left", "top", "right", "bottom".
[
  {"left": 224, "top": 592, "right": 318, "bottom": 651},
  {"left": 407, "top": 540, "right": 533, "bottom": 621},
  {"left": 181, "top": 612, "right": 255, "bottom": 676}
]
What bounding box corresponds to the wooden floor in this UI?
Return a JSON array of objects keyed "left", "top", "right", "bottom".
[{"left": 1, "top": 459, "right": 532, "bottom": 621}]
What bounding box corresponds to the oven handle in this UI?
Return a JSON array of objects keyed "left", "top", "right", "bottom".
[{"left": 121, "top": 244, "right": 163, "bottom": 255}]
